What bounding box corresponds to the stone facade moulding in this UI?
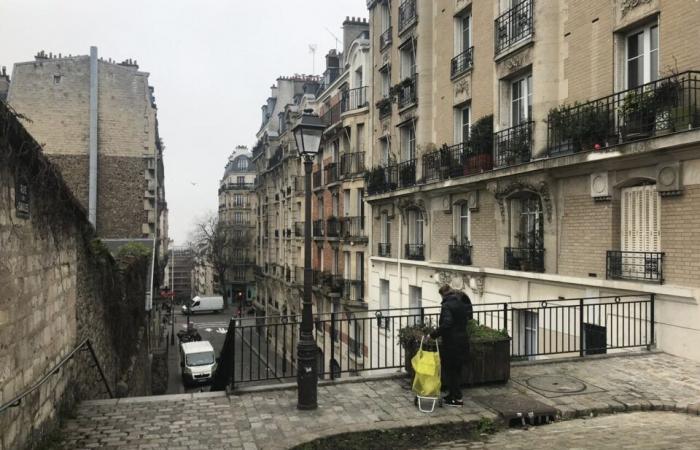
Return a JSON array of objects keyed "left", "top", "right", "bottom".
[
  {"left": 374, "top": 202, "right": 396, "bottom": 220},
  {"left": 492, "top": 179, "right": 553, "bottom": 223},
  {"left": 495, "top": 46, "right": 533, "bottom": 79},
  {"left": 397, "top": 196, "right": 429, "bottom": 222},
  {"left": 435, "top": 269, "right": 485, "bottom": 297},
  {"left": 454, "top": 76, "right": 471, "bottom": 105}
]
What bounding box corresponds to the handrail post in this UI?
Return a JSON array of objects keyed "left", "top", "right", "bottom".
[
  {"left": 419, "top": 307, "right": 425, "bottom": 325},
  {"left": 649, "top": 294, "right": 655, "bottom": 350},
  {"left": 330, "top": 312, "right": 336, "bottom": 380},
  {"left": 579, "top": 298, "right": 585, "bottom": 357},
  {"left": 229, "top": 317, "right": 236, "bottom": 392},
  {"left": 86, "top": 340, "right": 113, "bottom": 398}
]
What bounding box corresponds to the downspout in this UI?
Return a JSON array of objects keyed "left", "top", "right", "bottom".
[{"left": 88, "top": 46, "right": 98, "bottom": 228}]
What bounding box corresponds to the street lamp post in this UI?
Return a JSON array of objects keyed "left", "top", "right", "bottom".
[{"left": 292, "top": 109, "right": 325, "bottom": 410}]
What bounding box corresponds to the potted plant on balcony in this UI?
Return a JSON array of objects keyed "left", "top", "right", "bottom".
[
  {"left": 621, "top": 89, "right": 657, "bottom": 140},
  {"left": 365, "top": 166, "right": 388, "bottom": 194},
  {"left": 465, "top": 115, "right": 494, "bottom": 175},
  {"left": 547, "top": 103, "right": 613, "bottom": 154}
]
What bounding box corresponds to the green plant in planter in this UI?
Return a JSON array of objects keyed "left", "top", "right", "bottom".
[
  {"left": 621, "top": 89, "right": 657, "bottom": 139},
  {"left": 399, "top": 161, "right": 415, "bottom": 186},
  {"left": 547, "top": 102, "right": 613, "bottom": 153},
  {"left": 365, "top": 166, "right": 387, "bottom": 193},
  {"left": 467, "top": 319, "right": 509, "bottom": 341}
]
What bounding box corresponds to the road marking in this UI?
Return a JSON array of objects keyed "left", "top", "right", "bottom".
[
  {"left": 205, "top": 328, "right": 212, "bottom": 332},
  {"left": 216, "top": 328, "right": 227, "bottom": 334}
]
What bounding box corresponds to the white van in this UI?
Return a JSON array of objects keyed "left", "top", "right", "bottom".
[
  {"left": 181, "top": 295, "right": 224, "bottom": 315},
  {"left": 180, "top": 340, "right": 217, "bottom": 386}
]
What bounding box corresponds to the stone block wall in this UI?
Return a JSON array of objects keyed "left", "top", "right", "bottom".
[
  {"left": 469, "top": 191, "right": 499, "bottom": 268},
  {"left": 0, "top": 104, "right": 149, "bottom": 450}
]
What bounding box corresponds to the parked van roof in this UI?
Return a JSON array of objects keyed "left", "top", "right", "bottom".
[{"left": 181, "top": 341, "right": 214, "bottom": 353}]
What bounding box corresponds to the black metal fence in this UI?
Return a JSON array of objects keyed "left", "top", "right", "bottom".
[
  {"left": 312, "top": 220, "right": 324, "bottom": 238},
  {"left": 449, "top": 244, "right": 473, "bottom": 265},
  {"left": 422, "top": 142, "right": 493, "bottom": 183},
  {"left": 495, "top": 0, "right": 533, "bottom": 54},
  {"left": 321, "top": 100, "right": 342, "bottom": 127},
  {"left": 340, "top": 152, "right": 365, "bottom": 177},
  {"left": 405, "top": 243, "right": 425, "bottom": 261},
  {"left": 397, "top": 158, "right": 417, "bottom": 188},
  {"left": 547, "top": 71, "right": 700, "bottom": 156},
  {"left": 341, "top": 87, "right": 368, "bottom": 112},
  {"left": 505, "top": 247, "right": 545, "bottom": 273},
  {"left": 326, "top": 217, "right": 341, "bottom": 238},
  {"left": 494, "top": 121, "right": 533, "bottom": 167},
  {"left": 606, "top": 251, "right": 665, "bottom": 284},
  {"left": 324, "top": 162, "right": 339, "bottom": 184},
  {"left": 222, "top": 295, "right": 654, "bottom": 388},
  {"left": 451, "top": 46, "right": 474, "bottom": 78},
  {"left": 378, "top": 242, "right": 391, "bottom": 257},
  {"left": 398, "top": 0, "right": 417, "bottom": 32}
]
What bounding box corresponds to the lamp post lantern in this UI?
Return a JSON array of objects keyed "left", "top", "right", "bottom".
[{"left": 291, "top": 108, "right": 325, "bottom": 410}]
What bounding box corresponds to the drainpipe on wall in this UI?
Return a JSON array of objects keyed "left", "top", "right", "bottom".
[{"left": 88, "top": 46, "right": 98, "bottom": 228}]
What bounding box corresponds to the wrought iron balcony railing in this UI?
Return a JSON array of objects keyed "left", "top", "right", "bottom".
[
  {"left": 451, "top": 46, "right": 474, "bottom": 78},
  {"left": 504, "top": 247, "right": 544, "bottom": 272},
  {"left": 397, "top": 74, "right": 418, "bottom": 109},
  {"left": 326, "top": 217, "right": 341, "bottom": 238},
  {"left": 312, "top": 220, "right": 324, "bottom": 238},
  {"left": 339, "top": 216, "right": 366, "bottom": 240},
  {"left": 397, "top": 159, "right": 417, "bottom": 188},
  {"left": 341, "top": 87, "right": 368, "bottom": 112},
  {"left": 495, "top": 0, "right": 534, "bottom": 55},
  {"left": 343, "top": 279, "right": 364, "bottom": 302},
  {"left": 321, "top": 100, "right": 342, "bottom": 127},
  {"left": 606, "top": 251, "right": 664, "bottom": 284},
  {"left": 405, "top": 243, "right": 424, "bottom": 261},
  {"left": 398, "top": 0, "right": 417, "bottom": 33},
  {"left": 312, "top": 170, "right": 322, "bottom": 189},
  {"left": 494, "top": 121, "right": 533, "bottom": 168},
  {"left": 340, "top": 152, "right": 365, "bottom": 177},
  {"left": 378, "top": 242, "right": 391, "bottom": 257},
  {"left": 379, "top": 26, "right": 392, "bottom": 50},
  {"left": 422, "top": 142, "right": 493, "bottom": 183},
  {"left": 324, "top": 162, "right": 340, "bottom": 185},
  {"left": 448, "top": 244, "right": 472, "bottom": 265},
  {"left": 547, "top": 71, "right": 700, "bottom": 156},
  {"left": 365, "top": 164, "right": 398, "bottom": 195}
]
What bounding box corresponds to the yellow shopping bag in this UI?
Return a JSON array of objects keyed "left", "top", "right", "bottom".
[{"left": 411, "top": 337, "right": 441, "bottom": 398}]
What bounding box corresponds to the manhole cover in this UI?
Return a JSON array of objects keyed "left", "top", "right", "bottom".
[{"left": 526, "top": 375, "right": 587, "bottom": 394}]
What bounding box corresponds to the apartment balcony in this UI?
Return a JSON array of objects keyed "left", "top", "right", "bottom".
[
  {"left": 494, "top": 121, "right": 533, "bottom": 168},
  {"left": 312, "top": 170, "right": 322, "bottom": 189},
  {"left": 378, "top": 243, "right": 391, "bottom": 257},
  {"left": 342, "top": 279, "right": 364, "bottom": 302},
  {"left": 339, "top": 216, "right": 366, "bottom": 241},
  {"left": 267, "top": 148, "right": 283, "bottom": 170},
  {"left": 397, "top": 75, "right": 418, "bottom": 109},
  {"left": 398, "top": 0, "right": 417, "bottom": 33},
  {"left": 547, "top": 71, "right": 700, "bottom": 156},
  {"left": 448, "top": 244, "right": 472, "bottom": 266},
  {"left": 377, "top": 97, "right": 392, "bottom": 119},
  {"left": 326, "top": 217, "right": 341, "bottom": 238},
  {"left": 606, "top": 251, "right": 665, "bottom": 284},
  {"left": 312, "top": 220, "right": 324, "bottom": 238},
  {"left": 379, "top": 26, "right": 392, "bottom": 50},
  {"left": 495, "top": 0, "right": 533, "bottom": 55},
  {"left": 340, "top": 152, "right": 365, "bottom": 178},
  {"left": 451, "top": 46, "right": 474, "bottom": 79},
  {"left": 294, "top": 221, "right": 304, "bottom": 237},
  {"left": 324, "top": 162, "right": 340, "bottom": 185},
  {"left": 321, "top": 101, "right": 342, "bottom": 128},
  {"left": 293, "top": 175, "right": 305, "bottom": 195},
  {"left": 341, "top": 87, "right": 368, "bottom": 113},
  {"left": 397, "top": 159, "right": 417, "bottom": 188},
  {"left": 218, "top": 182, "right": 255, "bottom": 194},
  {"left": 422, "top": 142, "right": 493, "bottom": 183},
  {"left": 405, "top": 243, "right": 424, "bottom": 261},
  {"left": 504, "top": 247, "right": 544, "bottom": 273}
]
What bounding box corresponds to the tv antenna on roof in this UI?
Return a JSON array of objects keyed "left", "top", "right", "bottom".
[
  {"left": 308, "top": 44, "right": 317, "bottom": 74},
  {"left": 324, "top": 27, "right": 341, "bottom": 51}
]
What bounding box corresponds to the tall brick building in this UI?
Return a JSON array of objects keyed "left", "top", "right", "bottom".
[{"left": 7, "top": 47, "right": 167, "bottom": 248}]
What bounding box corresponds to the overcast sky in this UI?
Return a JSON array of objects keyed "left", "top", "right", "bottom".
[{"left": 0, "top": 0, "right": 368, "bottom": 244}]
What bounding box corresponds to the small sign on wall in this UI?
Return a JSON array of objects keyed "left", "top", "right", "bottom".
[{"left": 15, "top": 174, "right": 30, "bottom": 219}]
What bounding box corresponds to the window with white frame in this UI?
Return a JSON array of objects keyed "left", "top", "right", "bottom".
[
  {"left": 380, "top": 67, "right": 391, "bottom": 98},
  {"left": 455, "top": 12, "right": 472, "bottom": 56},
  {"left": 400, "top": 122, "right": 416, "bottom": 161},
  {"left": 454, "top": 104, "right": 470, "bottom": 144},
  {"left": 237, "top": 157, "right": 249, "bottom": 170},
  {"left": 511, "top": 74, "right": 532, "bottom": 126},
  {"left": 408, "top": 209, "right": 424, "bottom": 245},
  {"left": 400, "top": 41, "right": 416, "bottom": 79},
  {"left": 626, "top": 23, "right": 658, "bottom": 89},
  {"left": 380, "top": 137, "right": 391, "bottom": 166},
  {"left": 456, "top": 203, "right": 470, "bottom": 244}
]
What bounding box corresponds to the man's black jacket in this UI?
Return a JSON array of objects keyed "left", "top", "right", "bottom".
[{"left": 431, "top": 292, "right": 469, "bottom": 355}]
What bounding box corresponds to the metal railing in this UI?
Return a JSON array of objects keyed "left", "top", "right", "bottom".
[
  {"left": 380, "top": 26, "right": 393, "bottom": 50},
  {"left": 398, "top": 0, "right": 417, "bottom": 32},
  {"left": 451, "top": 46, "right": 474, "bottom": 78},
  {"left": 341, "top": 87, "right": 368, "bottom": 112},
  {"left": 449, "top": 244, "right": 473, "bottom": 265},
  {"left": 0, "top": 339, "right": 112, "bottom": 414},
  {"left": 340, "top": 216, "right": 366, "bottom": 240},
  {"left": 365, "top": 164, "right": 398, "bottom": 195},
  {"left": 321, "top": 101, "right": 342, "bottom": 127},
  {"left": 343, "top": 279, "right": 364, "bottom": 302},
  {"left": 222, "top": 294, "right": 654, "bottom": 387},
  {"left": 397, "top": 159, "right": 417, "bottom": 188},
  {"left": 494, "top": 121, "right": 533, "bottom": 167},
  {"left": 504, "top": 247, "right": 545, "bottom": 272},
  {"left": 340, "top": 152, "right": 365, "bottom": 177},
  {"left": 326, "top": 217, "right": 341, "bottom": 238},
  {"left": 378, "top": 242, "right": 391, "bottom": 257},
  {"left": 495, "top": 0, "right": 534, "bottom": 54},
  {"left": 422, "top": 142, "right": 493, "bottom": 183},
  {"left": 324, "top": 162, "right": 340, "bottom": 184},
  {"left": 312, "top": 170, "right": 322, "bottom": 189},
  {"left": 405, "top": 243, "right": 424, "bottom": 261},
  {"left": 378, "top": 98, "right": 392, "bottom": 119},
  {"left": 219, "top": 182, "right": 255, "bottom": 194},
  {"left": 397, "top": 74, "right": 418, "bottom": 109},
  {"left": 547, "top": 71, "right": 700, "bottom": 156},
  {"left": 313, "top": 220, "right": 324, "bottom": 238},
  {"left": 606, "top": 251, "right": 665, "bottom": 284}
]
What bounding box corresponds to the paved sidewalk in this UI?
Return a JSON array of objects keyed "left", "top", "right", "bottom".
[{"left": 58, "top": 352, "right": 700, "bottom": 449}]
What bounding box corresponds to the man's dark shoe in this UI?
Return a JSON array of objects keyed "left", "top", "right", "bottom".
[{"left": 444, "top": 398, "right": 464, "bottom": 407}]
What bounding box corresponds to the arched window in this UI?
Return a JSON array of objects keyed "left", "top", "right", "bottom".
[
  {"left": 509, "top": 192, "right": 542, "bottom": 248},
  {"left": 237, "top": 157, "right": 249, "bottom": 170}
]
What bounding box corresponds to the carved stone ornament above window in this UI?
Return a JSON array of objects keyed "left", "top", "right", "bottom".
[
  {"left": 455, "top": 78, "right": 470, "bottom": 96},
  {"left": 434, "top": 271, "right": 484, "bottom": 297},
  {"left": 397, "top": 197, "right": 429, "bottom": 222},
  {"left": 621, "top": 0, "right": 653, "bottom": 17},
  {"left": 494, "top": 180, "right": 553, "bottom": 223}
]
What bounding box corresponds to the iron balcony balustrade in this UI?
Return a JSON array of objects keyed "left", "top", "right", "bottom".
[
  {"left": 341, "top": 87, "right": 368, "bottom": 113},
  {"left": 379, "top": 26, "right": 393, "bottom": 50},
  {"left": 504, "top": 247, "right": 545, "bottom": 273},
  {"left": 340, "top": 152, "right": 365, "bottom": 178},
  {"left": 339, "top": 216, "right": 366, "bottom": 241},
  {"left": 218, "top": 182, "right": 255, "bottom": 194},
  {"left": 398, "top": 0, "right": 417, "bottom": 33},
  {"left": 422, "top": 142, "right": 493, "bottom": 183},
  {"left": 312, "top": 170, "right": 323, "bottom": 189},
  {"left": 321, "top": 100, "right": 342, "bottom": 128},
  {"left": 495, "top": 0, "right": 534, "bottom": 55},
  {"left": 397, "top": 74, "right": 418, "bottom": 109},
  {"left": 606, "top": 251, "right": 665, "bottom": 284},
  {"left": 342, "top": 279, "right": 364, "bottom": 302},
  {"left": 365, "top": 159, "right": 416, "bottom": 195},
  {"left": 326, "top": 217, "right": 341, "bottom": 238},
  {"left": 451, "top": 46, "right": 474, "bottom": 79},
  {"left": 312, "top": 220, "right": 325, "bottom": 238},
  {"left": 397, "top": 159, "right": 417, "bottom": 188},
  {"left": 378, "top": 242, "right": 391, "bottom": 257},
  {"left": 547, "top": 71, "right": 700, "bottom": 156},
  {"left": 405, "top": 243, "right": 425, "bottom": 261},
  {"left": 324, "top": 162, "right": 340, "bottom": 185},
  {"left": 494, "top": 121, "right": 533, "bottom": 168},
  {"left": 377, "top": 97, "right": 392, "bottom": 119},
  {"left": 448, "top": 243, "right": 473, "bottom": 266}
]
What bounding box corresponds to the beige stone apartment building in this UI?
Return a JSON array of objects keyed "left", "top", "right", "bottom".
[
  {"left": 364, "top": 0, "right": 700, "bottom": 362},
  {"left": 218, "top": 146, "right": 257, "bottom": 304}
]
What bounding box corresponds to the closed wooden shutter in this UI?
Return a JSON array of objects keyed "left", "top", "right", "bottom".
[{"left": 621, "top": 185, "right": 660, "bottom": 252}]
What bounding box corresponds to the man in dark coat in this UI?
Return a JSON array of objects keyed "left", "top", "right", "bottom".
[{"left": 430, "top": 285, "right": 469, "bottom": 406}]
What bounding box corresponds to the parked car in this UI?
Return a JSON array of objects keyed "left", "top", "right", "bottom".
[
  {"left": 181, "top": 295, "right": 224, "bottom": 315},
  {"left": 180, "top": 340, "right": 217, "bottom": 386}
]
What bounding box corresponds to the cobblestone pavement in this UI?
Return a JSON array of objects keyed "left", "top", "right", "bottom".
[
  {"left": 58, "top": 353, "right": 700, "bottom": 449},
  {"left": 431, "top": 412, "right": 700, "bottom": 449}
]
